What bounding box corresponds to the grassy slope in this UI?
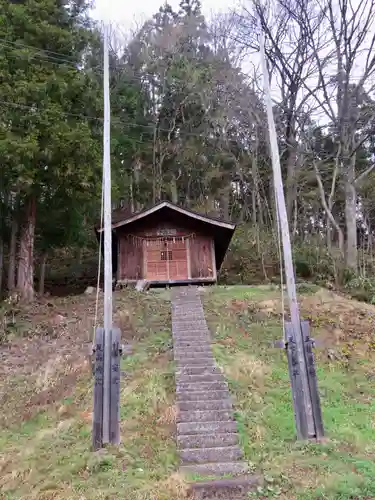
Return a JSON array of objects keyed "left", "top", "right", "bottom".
[
  {"left": 0, "top": 290, "right": 185, "bottom": 500},
  {"left": 204, "top": 285, "right": 375, "bottom": 499},
  {"left": 1, "top": 285, "right": 375, "bottom": 499}
]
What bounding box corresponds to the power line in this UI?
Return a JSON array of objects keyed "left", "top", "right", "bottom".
[
  {"left": 1, "top": 36, "right": 374, "bottom": 87},
  {"left": 0, "top": 38, "right": 86, "bottom": 64},
  {"left": 0, "top": 98, "right": 373, "bottom": 166},
  {"left": 0, "top": 39, "right": 104, "bottom": 74}
]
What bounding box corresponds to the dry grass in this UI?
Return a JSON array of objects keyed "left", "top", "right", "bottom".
[
  {"left": 156, "top": 472, "right": 190, "bottom": 499},
  {"left": 0, "top": 289, "right": 177, "bottom": 500},
  {"left": 204, "top": 285, "right": 375, "bottom": 499},
  {"left": 221, "top": 353, "right": 269, "bottom": 386}
]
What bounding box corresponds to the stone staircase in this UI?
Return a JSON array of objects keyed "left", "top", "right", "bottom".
[{"left": 171, "top": 286, "right": 256, "bottom": 491}]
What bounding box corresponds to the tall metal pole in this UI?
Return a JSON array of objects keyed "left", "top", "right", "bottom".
[
  {"left": 259, "top": 32, "right": 314, "bottom": 438},
  {"left": 102, "top": 23, "right": 113, "bottom": 444}
]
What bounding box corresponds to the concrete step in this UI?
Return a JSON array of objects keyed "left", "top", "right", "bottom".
[
  {"left": 180, "top": 445, "right": 242, "bottom": 464},
  {"left": 189, "top": 475, "right": 260, "bottom": 495},
  {"left": 178, "top": 420, "right": 238, "bottom": 436},
  {"left": 174, "top": 347, "right": 211, "bottom": 355},
  {"left": 174, "top": 349, "right": 213, "bottom": 359},
  {"left": 173, "top": 324, "right": 208, "bottom": 331},
  {"left": 174, "top": 342, "right": 211, "bottom": 349},
  {"left": 177, "top": 409, "right": 233, "bottom": 423},
  {"left": 175, "top": 373, "right": 224, "bottom": 384},
  {"left": 174, "top": 354, "right": 213, "bottom": 364},
  {"left": 176, "top": 366, "right": 221, "bottom": 376},
  {"left": 172, "top": 311, "right": 204, "bottom": 316},
  {"left": 177, "top": 433, "right": 239, "bottom": 449},
  {"left": 173, "top": 341, "right": 211, "bottom": 349},
  {"left": 173, "top": 348, "right": 212, "bottom": 358},
  {"left": 180, "top": 461, "right": 249, "bottom": 478},
  {"left": 177, "top": 390, "right": 230, "bottom": 402},
  {"left": 173, "top": 325, "right": 209, "bottom": 331},
  {"left": 178, "top": 399, "right": 232, "bottom": 412},
  {"left": 175, "top": 357, "right": 215, "bottom": 367},
  {"left": 173, "top": 332, "right": 210, "bottom": 339},
  {"left": 173, "top": 330, "right": 210, "bottom": 337},
  {"left": 172, "top": 316, "right": 206, "bottom": 325},
  {"left": 173, "top": 335, "right": 211, "bottom": 343},
  {"left": 176, "top": 380, "right": 228, "bottom": 392}
]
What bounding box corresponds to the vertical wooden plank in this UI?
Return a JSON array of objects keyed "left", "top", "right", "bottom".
[
  {"left": 166, "top": 239, "right": 170, "bottom": 281},
  {"left": 301, "top": 320, "right": 324, "bottom": 439},
  {"left": 143, "top": 239, "right": 147, "bottom": 280},
  {"left": 92, "top": 327, "right": 104, "bottom": 450},
  {"left": 117, "top": 235, "right": 121, "bottom": 281},
  {"left": 186, "top": 237, "right": 191, "bottom": 279},
  {"left": 285, "top": 322, "right": 308, "bottom": 441},
  {"left": 210, "top": 238, "right": 217, "bottom": 281},
  {"left": 109, "top": 327, "right": 121, "bottom": 445}
]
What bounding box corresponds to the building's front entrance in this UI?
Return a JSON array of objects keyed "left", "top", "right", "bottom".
[{"left": 144, "top": 237, "right": 189, "bottom": 281}]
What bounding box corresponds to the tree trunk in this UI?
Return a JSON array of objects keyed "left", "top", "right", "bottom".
[
  {"left": 17, "top": 197, "right": 36, "bottom": 302},
  {"left": 39, "top": 252, "right": 47, "bottom": 296},
  {"left": 221, "top": 192, "right": 230, "bottom": 220},
  {"left": 134, "top": 160, "right": 142, "bottom": 211},
  {"left": 292, "top": 198, "right": 298, "bottom": 237},
  {"left": 326, "top": 216, "right": 332, "bottom": 252},
  {"left": 7, "top": 216, "right": 18, "bottom": 292},
  {"left": 344, "top": 179, "right": 357, "bottom": 272},
  {"left": 251, "top": 134, "right": 258, "bottom": 226},
  {"left": 170, "top": 173, "right": 178, "bottom": 204},
  {"left": 0, "top": 236, "right": 3, "bottom": 296},
  {"left": 344, "top": 157, "right": 357, "bottom": 272},
  {"left": 314, "top": 160, "right": 345, "bottom": 255},
  {"left": 78, "top": 247, "right": 83, "bottom": 265},
  {"left": 129, "top": 176, "right": 135, "bottom": 213},
  {"left": 286, "top": 147, "right": 297, "bottom": 222}
]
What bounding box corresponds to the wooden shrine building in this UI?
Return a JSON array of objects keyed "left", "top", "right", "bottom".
[{"left": 96, "top": 201, "right": 236, "bottom": 286}]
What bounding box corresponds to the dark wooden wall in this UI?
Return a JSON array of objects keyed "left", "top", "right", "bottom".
[
  {"left": 118, "top": 234, "right": 143, "bottom": 280},
  {"left": 190, "top": 235, "right": 214, "bottom": 279},
  {"left": 116, "top": 218, "right": 216, "bottom": 282}
]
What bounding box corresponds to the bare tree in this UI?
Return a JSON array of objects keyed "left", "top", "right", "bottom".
[
  {"left": 292, "top": 0, "right": 375, "bottom": 271},
  {"left": 235, "top": 0, "right": 328, "bottom": 224}
]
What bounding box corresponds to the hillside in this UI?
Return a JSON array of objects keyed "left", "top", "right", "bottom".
[{"left": 1, "top": 285, "right": 375, "bottom": 499}]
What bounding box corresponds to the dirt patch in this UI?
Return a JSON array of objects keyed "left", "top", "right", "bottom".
[
  {"left": 256, "top": 289, "right": 375, "bottom": 349},
  {"left": 0, "top": 294, "right": 100, "bottom": 429}
]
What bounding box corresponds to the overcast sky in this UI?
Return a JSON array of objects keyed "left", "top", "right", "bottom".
[{"left": 92, "top": 0, "right": 233, "bottom": 27}]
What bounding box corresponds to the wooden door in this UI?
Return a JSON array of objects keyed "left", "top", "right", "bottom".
[
  {"left": 145, "top": 238, "right": 188, "bottom": 281},
  {"left": 145, "top": 239, "right": 168, "bottom": 280},
  {"left": 168, "top": 238, "right": 188, "bottom": 280}
]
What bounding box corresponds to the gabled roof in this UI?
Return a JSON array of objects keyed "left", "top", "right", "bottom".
[{"left": 96, "top": 201, "right": 236, "bottom": 233}]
